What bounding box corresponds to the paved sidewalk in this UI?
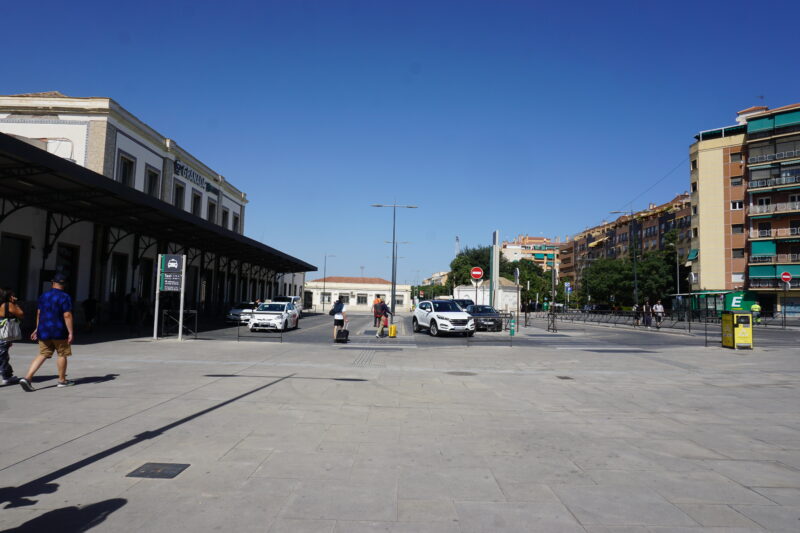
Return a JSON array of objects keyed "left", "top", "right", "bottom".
[{"left": 1, "top": 323, "right": 799, "bottom": 532}]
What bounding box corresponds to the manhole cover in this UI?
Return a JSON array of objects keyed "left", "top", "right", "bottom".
[
  {"left": 127, "top": 462, "right": 190, "bottom": 479},
  {"left": 556, "top": 376, "right": 574, "bottom": 380},
  {"left": 447, "top": 371, "right": 477, "bottom": 376}
]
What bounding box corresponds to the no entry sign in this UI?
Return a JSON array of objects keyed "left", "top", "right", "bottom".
[
  {"left": 470, "top": 267, "right": 484, "bottom": 280},
  {"left": 780, "top": 271, "right": 792, "bottom": 283}
]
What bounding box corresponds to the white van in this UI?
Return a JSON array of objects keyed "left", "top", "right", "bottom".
[{"left": 271, "top": 296, "right": 304, "bottom": 317}]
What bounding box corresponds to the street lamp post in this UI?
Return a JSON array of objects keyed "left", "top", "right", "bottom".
[
  {"left": 611, "top": 210, "right": 640, "bottom": 306},
  {"left": 321, "top": 253, "right": 335, "bottom": 312},
  {"left": 371, "top": 203, "right": 418, "bottom": 314}
]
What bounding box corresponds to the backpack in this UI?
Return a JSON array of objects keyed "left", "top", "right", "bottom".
[{"left": 329, "top": 302, "right": 342, "bottom": 316}]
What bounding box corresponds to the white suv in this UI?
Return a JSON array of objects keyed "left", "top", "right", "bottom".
[{"left": 413, "top": 299, "right": 475, "bottom": 337}]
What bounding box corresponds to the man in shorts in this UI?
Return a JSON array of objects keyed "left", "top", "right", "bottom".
[
  {"left": 332, "top": 298, "right": 347, "bottom": 341},
  {"left": 19, "top": 273, "right": 75, "bottom": 391}
]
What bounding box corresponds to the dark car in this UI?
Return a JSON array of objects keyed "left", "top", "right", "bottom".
[
  {"left": 453, "top": 299, "right": 475, "bottom": 311},
  {"left": 465, "top": 305, "right": 503, "bottom": 331}
]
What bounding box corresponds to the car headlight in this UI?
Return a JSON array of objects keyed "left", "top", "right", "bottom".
[{"left": 436, "top": 315, "right": 451, "bottom": 321}]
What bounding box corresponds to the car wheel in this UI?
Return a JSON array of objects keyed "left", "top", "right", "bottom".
[
  {"left": 429, "top": 321, "right": 439, "bottom": 336},
  {"left": 249, "top": 325, "right": 256, "bottom": 332},
  {"left": 466, "top": 331, "right": 475, "bottom": 337},
  {"left": 282, "top": 321, "right": 288, "bottom": 331},
  {"left": 412, "top": 317, "right": 420, "bottom": 332}
]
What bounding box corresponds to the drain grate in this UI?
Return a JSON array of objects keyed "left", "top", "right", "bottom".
[
  {"left": 127, "top": 462, "right": 190, "bottom": 479},
  {"left": 447, "top": 371, "right": 477, "bottom": 376},
  {"left": 556, "top": 376, "right": 574, "bottom": 380}
]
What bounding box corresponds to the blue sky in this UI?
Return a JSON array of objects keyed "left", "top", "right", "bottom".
[{"left": 4, "top": 1, "right": 799, "bottom": 284}]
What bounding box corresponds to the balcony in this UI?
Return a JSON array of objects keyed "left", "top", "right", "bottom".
[
  {"left": 748, "top": 174, "right": 800, "bottom": 190},
  {"left": 749, "top": 278, "right": 800, "bottom": 289},
  {"left": 748, "top": 201, "right": 800, "bottom": 215},
  {"left": 748, "top": 150, "right": 800, "bottom": 164},
  {"left": 749, "top": 254, "right": 800, "bottom": 264},
  {"left": 749, "top": 227, "right": 800, "bottom": 239}
]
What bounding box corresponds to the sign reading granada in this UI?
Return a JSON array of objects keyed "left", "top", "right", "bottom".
[{"left": 470, "top": 267, "right": 484, "bottom": 280}]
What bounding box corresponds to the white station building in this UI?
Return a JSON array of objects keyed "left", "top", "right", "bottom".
[
  {"left": 0, "top": 91, "right": 314, "bottom": 325},
  {"left": 303, "top": 277, "right": 413, "bottom": 313}
]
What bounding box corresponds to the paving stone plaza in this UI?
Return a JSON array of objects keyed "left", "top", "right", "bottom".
[{"left": 1, "top": 314, "right": 799, "bottom": 532}]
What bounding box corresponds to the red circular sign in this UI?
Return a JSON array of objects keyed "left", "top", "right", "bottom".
[
  {"left": 470, "top": 267, "right": 484, "bottom": 280},
  {"left": 780, "top": 271, "right": 792, "bottom": 282}
]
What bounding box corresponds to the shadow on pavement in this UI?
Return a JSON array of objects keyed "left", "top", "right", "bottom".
[
  {"left": 3, "top": 498, "right": 126, "bottom": 532},
  {"left": 0, "top": 374, "right": 295, "bottom": 509}
]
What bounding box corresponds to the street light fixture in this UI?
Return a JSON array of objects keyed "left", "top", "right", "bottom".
[
  {"left": 371, "top": 203, "right": 418, "bottom": 313},
  {"left": 321, "top": 253, "right": 335, "bottom": 312},
  {"left": 610, "top": 210, "right": 640, "bottom": 306}
]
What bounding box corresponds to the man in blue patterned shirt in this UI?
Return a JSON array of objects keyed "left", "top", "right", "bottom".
[{"left": 19, "top": 273, "right": 75, "bottom": 391}]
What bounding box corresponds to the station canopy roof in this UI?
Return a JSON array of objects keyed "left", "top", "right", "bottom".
[{"left": 0, "top": 133, "right": 316, "bottom": 273}]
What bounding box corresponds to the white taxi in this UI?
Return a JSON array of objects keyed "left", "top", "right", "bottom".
[{"left": 248, "top": 302, "right": 299, "bottom": 332}]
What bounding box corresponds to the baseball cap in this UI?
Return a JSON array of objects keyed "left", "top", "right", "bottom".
[{"left": 51, "top": 272, "right": 68, "bottom": 284}]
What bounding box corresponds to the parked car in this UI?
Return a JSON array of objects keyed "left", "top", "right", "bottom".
[
  {"left": 226, "top": 302, "right": 256, "bottom": 324},
  {"left": 413, "top": 299, "right": 475, "bottom": 337},
  {"left": 271, "top": 296, "right": 304, "bottom": 317},
  {"left": 248, "top": 302, "right": 299, "bottom": 332},
  {"left": 465, "top": 305, "right": 503, "bottom": 331},
  {"left": 452, "top": 298, "right": 475, "bottom": 311}
]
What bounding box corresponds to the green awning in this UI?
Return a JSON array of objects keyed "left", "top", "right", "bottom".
[
  {"left": 534, "top": 253, "right": 545, "bottom": 259},
  {"left": 749, "top": 164, "right": 778, "bottom": 170},
  {"left": 749, "top": 265, "right": 776, "bottom": 278},
  {"left": 775, "top": 109, "right": 800, "bottom": 128},
  {"left": 748, "top": 116, "right": 774, "bottom": 133},
  {"left": 687, "top": 249, "right": 699, "bottom": 261},
  {"left": 751, "top": 240, "right": 776, "bottom": 255},
  {"left": 776, "top": 264, "right": 800, "bottom": 276}
]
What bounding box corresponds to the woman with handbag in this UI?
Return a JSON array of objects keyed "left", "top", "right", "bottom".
[{"left": 0, "top": 287, "right": 24, "bottom": 386}]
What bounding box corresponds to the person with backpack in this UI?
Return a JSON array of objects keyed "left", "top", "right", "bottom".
[
  {"left": 372, "top": 296, "right": 382, "bottom": 327},
  {"left": 0, "top": 287, "right": 24, "bottom": 386},
  {"left": 330, "top": 297, "right": 348, "bottom": 341},
  {"left": 375, "top": 298, "right": 393, "bottom": 338},
  {"left": 653, "top": 300, "right": 665, "bottom": 329}
]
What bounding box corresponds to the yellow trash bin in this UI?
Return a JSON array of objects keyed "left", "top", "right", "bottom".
[
  {"left": 388, "top": 324, "right": 397, "bottom": 338},
  {"left": 721, "top": 311, "right": 753, "bottom": 350}
]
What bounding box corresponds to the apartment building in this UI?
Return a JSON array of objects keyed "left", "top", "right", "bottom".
[
  {"left": 560, "top": 194, "right": 691, "bottom": 297},
  {"left": 501, "top": 235, "right": 559, "bottom": 272},
  {"left": 744, "top": 104, "right": 800, "bottom": 315},
  {"left": 421, "top": 271, "right": 449, "bottom": 286},
  {"left": 688, "top": 116, "right": 748, "bottom": 292}
]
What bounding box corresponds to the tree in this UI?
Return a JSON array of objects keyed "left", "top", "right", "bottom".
[
  {"left": 449, "top": 246, "right": 510, "bottom": 286},
  {"left": 582, "top": 258, "right": 633, "bottom": 305}
]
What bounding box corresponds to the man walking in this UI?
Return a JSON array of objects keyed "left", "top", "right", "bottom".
[
  {"left": 653, "top": 299, "right": 665, "bottom": 329},
  {"left": 331, "top": 297, "right": 348, "bottom": 341},
  {"left": 642, "top": 299, "right": 653, "bottom": 329},
  {"left": 19, "top": 273, "right": 75, "bottom": 391},
  {"left": 375, "top": 298, "right": 393, "bottom": 338}
]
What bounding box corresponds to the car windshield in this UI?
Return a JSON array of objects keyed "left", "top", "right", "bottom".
[
  {"left": 471, "top": 306, "right": 497, "bottom": 313},
  {"left": 432, "top": 301, "right": 460, "bottom": 312},
  {"left": 257, "top": 303, "right": 286, "bottom": 312}
]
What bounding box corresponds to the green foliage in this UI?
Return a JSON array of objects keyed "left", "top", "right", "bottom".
[{"left": 448, "top": 246, "right": 549, "bottom": 303}]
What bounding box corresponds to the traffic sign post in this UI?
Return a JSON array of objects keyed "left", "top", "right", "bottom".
[
  {"left": 153, "top": 254, "right": 186, "bottom": 340},
  {"left": 780, "top": 272, "right": 792, "bottom": 329},
  {"left": 470, "top": 267, "right": 484, "bottom": 280}
]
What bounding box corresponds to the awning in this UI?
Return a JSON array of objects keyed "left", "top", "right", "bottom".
[
  {"left": 687, "top": 249, "right": 699, "bottom": 261},
  {"left": 0, "top": 133, "right": 316, "bottom": 273},
  {"left": 751, "top": 240, "right": 776, "bottom": 255},
  {"left": 588, "top": 237, "right": 608, "bottom": 248},
  {"left": 749, "top": 265, "right": 776, "bottom": 278}
]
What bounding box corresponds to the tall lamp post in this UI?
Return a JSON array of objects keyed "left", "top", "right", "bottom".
[
  {"left": 371, "top": 203, "right": 418, "bottom": 314},
  {"left": 610, "top": 210, "right": 640, "bottom": 306},
  {"left": 321, "top": 253, "right": 335, "bottom": 312}
]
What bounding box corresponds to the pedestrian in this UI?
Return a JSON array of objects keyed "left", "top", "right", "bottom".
[
  {"left": 632, "top": 303, "right": 640, "bottom": 327},
  {"left": 372, "top": 296, "right": 382, "bottom": 327},
  {"left": 0, "top": 287, "right": 24, "bottom": 386},
  {"left": 331, "top": 297, "right": 348, "bottom": 341},
  {"left": 750, "top": 301, "right": 762, "bottom": 324},
  {"left": 653, "top": 299, "right": 665, "bottom": 329},
  {"left": 642, "top": 299, "right": 653, "bottom": 329},
  {"left": 375, "top": 298, "right": 393, "bottom": 338},
  {"left": 19, "top": 273, "right": 76, "bottom": 391}
]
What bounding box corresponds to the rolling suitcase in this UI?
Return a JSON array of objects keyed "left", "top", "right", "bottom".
[{"left": 335, "top": 324, "right": 349, "bottom": 343}]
